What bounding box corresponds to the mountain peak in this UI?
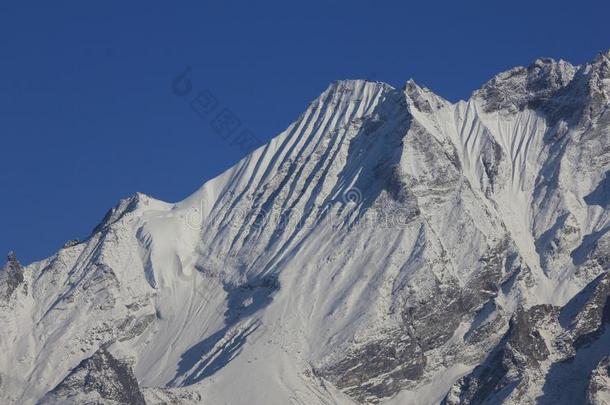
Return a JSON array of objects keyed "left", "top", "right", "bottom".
[
  {"left": 91, "top": 192, "right": 170, "bottom": 235},
  {"left": 473, "top": 57, "right": 576, "bottom": 113},
  {"left": 404, "top": 79, "right": 448, "bottom": 113},
  {"left": 593, "top": 48, "right": 610, "bottom": 63},
  {"left": 7, "top": 251, "right": 18, "bottom": 265}
]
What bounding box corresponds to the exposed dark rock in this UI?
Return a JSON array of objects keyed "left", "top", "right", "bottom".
[
  {"left": 62, "top": 239, "right": 81, "bottom": 248},
  {"left": 508, "top": 305, "right": 555, "bottom": 362},
  {"left": 586, "top": 356, "right": 610, "bottom": 405},
  {"left": 42, "top": 348, "right": 146, "bottom": 405},
  {"left": 405, "top": 80, "right": 442, "bottom": 113},
  {"left": 320, "top": 237, "right": 522, "bottom": 404},
  {"left": 317, "top": 330, "right": 426, "bottom": 403},
  {"left": 0, "top": 251, "right": 26, "bottom": 302},
  {"left": 569, "top": 272, "right": 610, "bottom": 349},
  {"left": 465, "top": 312, "right": 507, "bottom": 346},
  {"left": 117, "top": 313, "right": 156, "bottom": 342},
  {"left": 475, "top": 58, "right": 576, "bottom": 114},
  {"left": 92, "top": 193, "right": 144, "bottom": 235},
  {"left": 445, "top": 305, "right": 559, "bottom": 405},
  {"left": 481, "top": 138, "right": 504, "bottom": 195}
]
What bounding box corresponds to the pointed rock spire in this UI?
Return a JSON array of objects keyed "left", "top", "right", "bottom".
[{"left": 7, "top": 251, "right": 17, "bottom": 265}]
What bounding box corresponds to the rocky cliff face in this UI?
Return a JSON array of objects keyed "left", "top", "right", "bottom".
[
  {"left": 0, "top": 252, "right": 25, "bottom": 302},
  {"left": 1, "top": 51, "right": 609, "bottom": 405},
  {"left": 43, "top": 348, "right": 147, "bottom": 405}
]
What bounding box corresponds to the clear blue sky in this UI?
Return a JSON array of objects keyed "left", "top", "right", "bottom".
[{"left": 1, "top": 1, "right": 608, "bottom": 264}]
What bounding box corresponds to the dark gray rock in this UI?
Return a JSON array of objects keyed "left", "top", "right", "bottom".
[
  {"left": 586, "top": 356, "right": 610, "bottom": 405},
  {"left": 92, "top": 193, "right": 144, "bottom": 235},
  {"left": 62, "top": 239, "right": 81, "bottom": 249},
  {"left": 445, "top": 305, "right": 559, "bottom": 405},
  {"left": 0, "top": 251, "right": 26, "bottom": 302},
  {"left": 42, "top": 348, "right": 146, "bottom": 405},
  {"left": 570, "top": 272, "right": 610, "bottom": 349},
  {"left": 316, "top": 329, "right": 426, "bottom": 403},
  {"left": 474, "top": 58, "right": 576, "bottom": 114}
]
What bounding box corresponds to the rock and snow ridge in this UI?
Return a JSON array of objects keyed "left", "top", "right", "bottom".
[{"left": 1, "top": 50, "right": 609, "bottom": 404}]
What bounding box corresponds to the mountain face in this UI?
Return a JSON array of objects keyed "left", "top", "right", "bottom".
[{"left": 1, "top": 50, "right": 609, "bottom": 405}]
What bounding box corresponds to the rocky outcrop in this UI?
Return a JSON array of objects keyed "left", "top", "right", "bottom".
[
  {"left": 0, "top": 252, "right": 25, "bottom": 302},
  {"left": 42, "top": 348, "right": 146, "bottom": 405},
  {"left": 444, "top": 305, "right": 559, "bottom": 405},
  {"left": 317, "top": 329, "right": 426, "bottom": 403},
  {"left": 474, "top": 58, "right": 576, "bottom": 114},
  {"left": 587, "top": 356, "right": 610, "bottom": 405},
  {"left": 570, "top": 272, "right": 610, "bottom": 350}
]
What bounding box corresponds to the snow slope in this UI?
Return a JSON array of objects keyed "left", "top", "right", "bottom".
[{"left": 1, "top": 51, "right": 610, "bottom": 405}]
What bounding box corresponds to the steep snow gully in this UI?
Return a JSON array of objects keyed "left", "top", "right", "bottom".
[{"left": 2, "top": 51, "right": 610, "bottom": 404}]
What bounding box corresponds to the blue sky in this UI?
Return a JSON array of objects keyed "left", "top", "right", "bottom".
[{"left": 1, "top": 1, "right": 609, "bottom": 264}]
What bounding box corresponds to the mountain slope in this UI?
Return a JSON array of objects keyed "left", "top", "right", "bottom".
[{"left": 1, "top": 50, "right": 609, "bottom": 405}]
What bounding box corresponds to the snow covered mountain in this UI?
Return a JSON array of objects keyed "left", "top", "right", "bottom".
[{"left": 2, "top": 50, "right": 609, "bottom": 405}]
